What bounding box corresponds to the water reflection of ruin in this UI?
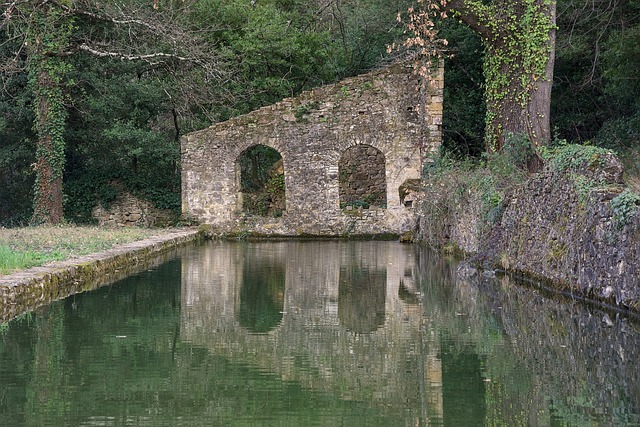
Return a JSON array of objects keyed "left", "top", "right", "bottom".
[{"left": 180, "top": 240, "right": 443, "bottom": 419}]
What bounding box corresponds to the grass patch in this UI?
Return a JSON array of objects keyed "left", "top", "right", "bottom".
[
  {"left": 0, "top": 245, "right": 62, "bottom": 274},
  {"left": 0, "top": 226, "right": 172, "bottom": 275}
]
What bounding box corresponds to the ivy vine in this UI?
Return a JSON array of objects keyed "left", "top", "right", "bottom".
[
  {"left": 480, "top": 0, "right": 556, "bottom": 151},
  {"left": 400, "top": 0, "right": 556, "bottom": 152},
  {"left": 26, "top": 4, "right": 74, "bottom": 222}
]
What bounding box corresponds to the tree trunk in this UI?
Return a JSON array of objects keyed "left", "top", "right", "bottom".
[
  {"left": 27, "top": 5, "right": 71, "bottom": 224},
  {"left": 484, "top": 1, "right": 556, "bottom": 155},
  {"left": 32, "top": 67, "right": 65, "bottom": 224},
  {"left": 445, "top": 0, "right": 557, "bottom": 162}
]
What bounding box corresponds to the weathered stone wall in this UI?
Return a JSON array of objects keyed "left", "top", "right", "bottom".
[
  {"left": 487, "top": 155, "right": 640, "bottom": 310},
  {"left": 92, "top": 191, "right": 176, "bottom": 227},
  {"left": 182, "top": 62, "right": 443, "bottom": 236},
  {"left": 338, "top": 145, "right": 386, "bottom": 208},
  {"left": 418, "top": 155, "right": 640, "bottom": 311}
]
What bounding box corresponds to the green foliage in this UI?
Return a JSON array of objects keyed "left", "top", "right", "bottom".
[
  {"left": 423, "top": 146, "right": 470, "bottom": 178},
  {"left": 484, "top": 133, "right": 534, "bottom": 181},
  {"left": 541, "top": 142, "right": 615, "bottom": 203},
  {"left": 420, "top": 142, "right": 538, "bottom": 247},
  {"left": 190, "top": 0, "right": 336, "bottom": 118},
  {"left": 187, "top": 0, "right": 410, "bottom": 118},
  {"left": 542, "top": 142, "right": 612, "bottom": 174},
  {"left": 439, "top": 20, "right": 485, "bottom": 158},
  {"left": 62, "top": 56, "right": 180, "bottom": 223},
  {"left": 294, "top": 101, "right": 319, "bottom": 122},
  {"left": 239, "top": 145, "right": 285, "bottom": 217},
  {"left": 0, "top": 77, "right": 35, "bottom": 225},
  {"left": 552, "top": 0, "right": 640, "bottom": 149},
  {"left": 478, "top": 175, "right": 503, "bottom": 224},
  {"left": 610, "top": 190, "right": 640, "bottom": 229},
  {"left": 602, "top": 25, "right": 640, "bottom": 113},
  {"left": 339, "top": 191, "right": 387, "bottom": 210},
  {"left": 239, "top": 145, "right": 282, "bottom": 192},
  {"left": 267, "top": 173, "right": 285, "bottom": 194},
  {"left": 571, "top": 174, "right": 599, "bottom": 204},
  {"left": 319, "top": 0, "right": 412, "bottom": 77},
  {"left": 595, "top": 115, "right": 640, "bottom": 190}
]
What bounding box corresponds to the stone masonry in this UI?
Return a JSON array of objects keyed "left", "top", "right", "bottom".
[
  {"left": 339, "top": 145, "right": 387, "bottom": 209},
  {"left": 92, "top": 190, "right": 176, "bottom": 227},
  {"left": 181, "top": 62, "right": 443, "bottom": 236}
]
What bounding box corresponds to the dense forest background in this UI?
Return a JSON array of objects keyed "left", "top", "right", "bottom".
[{"left": 1, "top": 0, "right": 638, "bottom": 226}]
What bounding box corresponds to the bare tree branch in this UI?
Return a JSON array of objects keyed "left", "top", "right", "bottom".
[{"left": 77, "top": 43, "right": 191, "bottom": 62}]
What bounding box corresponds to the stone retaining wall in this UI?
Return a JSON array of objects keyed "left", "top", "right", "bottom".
[
  {"left": 0, "top": 229, "right": 202, "bottom": 322},
  {"left": 418, "top": 155, "right": 640, "bottom": 311},
  {"left": 92, "top": 191, "right": 177, "bottom": 227}
]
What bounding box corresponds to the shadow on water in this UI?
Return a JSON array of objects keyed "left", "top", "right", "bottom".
[{"left": 0, "top": 240, "right": 638, "bottom": 426}]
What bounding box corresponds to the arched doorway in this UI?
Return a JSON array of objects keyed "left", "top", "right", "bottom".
[
  {"left": 339, "top": 145, "right": 387, "bottom": 209},
  {"left": 237, "top": 145, "right": 285, "bottom": 217}
]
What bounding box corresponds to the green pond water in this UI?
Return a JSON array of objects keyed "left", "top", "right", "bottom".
[{"left": 1, "top": 240, "right": 639, "bottom": 426}]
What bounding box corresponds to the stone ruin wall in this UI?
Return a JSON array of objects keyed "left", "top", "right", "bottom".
[
  {"left": 92, "top": 191, "right": 176, "bottom": 227},
  {"left": 181, "top": 62, "right": 443, "bottom": 236},
  {"left": 339, "top": 145, "right": 387, "bottom": 208}
]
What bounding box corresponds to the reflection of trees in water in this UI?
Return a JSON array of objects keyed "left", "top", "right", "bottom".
[
  {"left": 338, "top": 266, "right": 386, "bottom": 334},
  {"left": 237, "top": 260, "right": 285, "bottom": 334},
  {"left": 425, "top": 248, "right": 640, "bottom": 427}
]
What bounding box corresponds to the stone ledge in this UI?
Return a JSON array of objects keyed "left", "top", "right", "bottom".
[{"left": 0, "top": 228, "right": 202, "bottom": 322}]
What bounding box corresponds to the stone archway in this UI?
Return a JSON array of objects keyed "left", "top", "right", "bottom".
[{"left": 181, "top": 62, "right": 444, "bottom": 236}]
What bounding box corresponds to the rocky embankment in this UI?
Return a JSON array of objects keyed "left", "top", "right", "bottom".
[{"left": 417, "top": 152, "right": 640, "bottom": 312}]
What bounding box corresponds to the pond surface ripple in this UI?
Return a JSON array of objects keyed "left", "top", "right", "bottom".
[{"left": 1, "top": 240, "right": 639, "bottom": 426}]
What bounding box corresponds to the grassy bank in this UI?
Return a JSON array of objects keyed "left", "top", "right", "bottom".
[
  {"left": 419, "top": 141, "right": 640, "bottom": 248},
  {"left": 0, "top": 226, "right": 174, "bottom": 275}
]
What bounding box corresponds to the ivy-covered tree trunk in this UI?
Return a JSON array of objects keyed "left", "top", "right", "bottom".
[
  {"left": 26, "top": 5, "right": 72, "bottom": 224},
  {"left": 407, "top": 0, "right": 556, "bottom": 159},
  {"left": 469, "top": 0, "right": 557, "bottom": 154}
]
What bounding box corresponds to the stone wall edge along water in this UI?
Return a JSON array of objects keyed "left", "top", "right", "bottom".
[
  {"left": 0, "top": 228, "right": 203, "bottom": 322},
  {"left": 416, "top": 154, "right": 640, "bottom": 313}
]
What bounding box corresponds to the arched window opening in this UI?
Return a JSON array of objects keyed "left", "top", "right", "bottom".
[
  {"left": 237, "top": 145, "right": 285, "bottom": 217},
  {"left": 339, "top": 145, "right": 387, "bottom": 209}
]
